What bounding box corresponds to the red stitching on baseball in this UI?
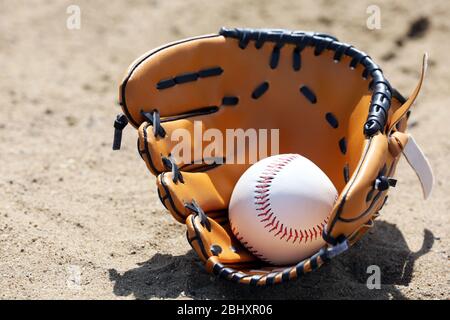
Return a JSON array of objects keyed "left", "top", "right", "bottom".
[
  {"left": 313, "top": 226, "right": 318, "bottom": 238},
  {"left": 254, "top": 198, "right": 270, "bottom": 205},
  {"left": 260, "top": 211, "right": 274, "bottom": 222},
  {"left": 230, "top": 219, "right": 275, "bottom": 264},
  {"left": 293, "top": 229, "right": 299, "bottom": 242},
  {"left": 280, "top": 226, "right": 288, "bottom": 240},
  {"left": 286, "top": 228, "right": 293, "bottom": 242},
  {"left": 299, "top": 229, "right": 304, "bottom": 243},
  {"left": 256, "top": 203, "right": 270, "bottom": 211},
  {"left": 274, "top": 223, "right": 284, "bottom": 237},
  {"left": 268, "top": 219, "right": 279, "bottom": 232},
  {"left": 257, "top": 208, "right": 271, "bottom": 217},
  {"left": 252, "top": 154, "right": 331, "bottom": 246},
  {"left": 255, "top": 193, "right": 269, "bottom": 200}
]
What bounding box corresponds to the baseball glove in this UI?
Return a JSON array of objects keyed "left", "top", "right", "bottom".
[{"left": 113, "top": 28, "right": 433, "bottom": 285}]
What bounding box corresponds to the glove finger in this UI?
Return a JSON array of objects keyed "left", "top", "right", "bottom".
[
  {"left": 325, "top": 133, "right": 390, "bottom": 243},
  {"left": 121, "top": 34, "right": 272, "bottom": 127},
  {"left": 137, "top": 113, "right": 281, "bottom": 174},
  {"left": 186, "top": 213, "right": 257, "bottom": 265},
  {"left": 156, "top": 163, "right": 248, "bottom": 223}
]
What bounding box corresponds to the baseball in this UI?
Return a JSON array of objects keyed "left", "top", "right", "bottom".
[{"left": 229, "top": 154, "right": 338, "bottom": 265}]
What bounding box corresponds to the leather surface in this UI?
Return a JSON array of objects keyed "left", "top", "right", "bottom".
[{"left": 119, "top": 31, "right": 424, "bottom": 285}]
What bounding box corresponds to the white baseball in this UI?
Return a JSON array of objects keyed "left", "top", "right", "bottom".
[{"left": 229, "top": 154, "right": 338, "bottom": 265}]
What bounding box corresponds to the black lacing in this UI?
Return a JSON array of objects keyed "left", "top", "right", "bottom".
[
  {"left": 112, "top": 114, "right": 128, "bottom": 150},
  {"left": 161, "top": 155, "right": 184, "bottom": 184},
  {"left": 219, "top": 27, "right": 394, "bottom": 137},
  {"left": 185, "top": 199, "right": 211, "bottom": 232},
  {"left": 374, "top": 176, "right": 397, "bottom": 191},
  {"left": 141, "top": 110, "right": 166, "bottom": 138}
]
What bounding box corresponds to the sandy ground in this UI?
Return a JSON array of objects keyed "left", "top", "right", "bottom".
[{"left": 0, "top": 0, "right": 449, "bottom": 300}]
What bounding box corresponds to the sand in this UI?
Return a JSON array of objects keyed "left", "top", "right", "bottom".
[{"left": 0, "top": 0, "right": 448, "bottom": 299}]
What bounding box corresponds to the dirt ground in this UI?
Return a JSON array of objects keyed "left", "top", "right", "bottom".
[{"left": 0, "top": 0, "right": 448, "bottom": 300}]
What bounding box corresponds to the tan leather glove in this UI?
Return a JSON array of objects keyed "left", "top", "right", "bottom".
[{"left": 113, "top": 28, "right": 433, "bottom": 285}]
